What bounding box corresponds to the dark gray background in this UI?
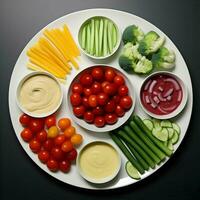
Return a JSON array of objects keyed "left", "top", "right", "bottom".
[{"left": 1, "top": 0, "right": 200, "bottom": 199}]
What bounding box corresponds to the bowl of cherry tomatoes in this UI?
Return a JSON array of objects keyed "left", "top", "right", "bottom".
[{"left": 67, "top": 65, "right": 135, "bottom": 132}]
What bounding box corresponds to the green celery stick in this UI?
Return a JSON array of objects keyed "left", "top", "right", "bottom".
[
  {"left": 90, "top": 19, "right": 95, "bottom": 55},
  {"left": 107, "top": 21, "right": 113, "bottom": 53},
  {"left": 99, "top": 19, "right": 104, "bottom": 56},
  {"left": 81, "top": 26, "right": 86, "bottom": 49},
  {"left": 103, "top": 19, "right": 108, "bottom": 56},
  {"left": 112, "top": 25, "right": 117, "bottom": 47},
  {"left": 94, "top": 19, "right": 99, "bottom": 56},
  {"left": 86, "top": 24, "right": 91, "bottom": 53}
]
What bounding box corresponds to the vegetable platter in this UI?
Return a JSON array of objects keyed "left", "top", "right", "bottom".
[{"left": 9, "top": 9, "right": 193, "bottom": 190}]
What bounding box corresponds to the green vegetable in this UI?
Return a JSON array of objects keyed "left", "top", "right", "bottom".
[
  {"left": 110, "top": 132, "right": 145, "bottom": 174},
  {"left": 160, "top": 120, "right": 172, "bottom": 128},
  {"left": 86, "top": 24, "right": 91, "bottom": 53},
  {"left": 152, "top": 47, "right": 175, "bottom": 69},
  {"left": 103, "top": 19, "right": 108, "bottom": 56},
  {"left": 143, "top": 119, "right": 154, "bottom": 131},
  {"left": 125, "top": 161, "right": 141, "bottom": 179},
  {"left": 94, "top": 19, "right": 99, "bottom": 56},
  {"left": 122, "top": 25, "right": 144, "bottom": 44},
  {"left": 134, "top": 56, "right": 153, "bottom": 74},
  {"left": 171, "top": 131, "right": 179, "bottom": 144},
  {"left": 152, "top": 128, "right": 169, "bottom": 142},
  {"left": 90, "top": 19, "right": 95, "bottom": 55},
  {"left": 138, "top": 31, "right": 165, "bottom": 56},
  {"left": 107, "top": 21, "right": 113, "bottom": 53},
  {"left": 172, "top": 123, "right": 181, "bottom": 134},
  {"left": 112, "top": 24, "right": 117, "bottom": 47},
  {"left": 167, "top": 128, "right": 175, "bottom": 139},
  {"left": 81, "top": 26, "right": 86, "bottom": 49},
  {"left": 152, "top": 118, "right": 161, "bottom": 130},
  {"left": 167, "top": 139, "right": 174, "bottom": 151},
  {"left": 99, "top": 19, "right": 104, "bottom": 55}
]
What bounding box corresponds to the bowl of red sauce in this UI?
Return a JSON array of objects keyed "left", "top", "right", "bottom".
[{"left": 140, "top": 71, "right": 188, "bottom": 119}]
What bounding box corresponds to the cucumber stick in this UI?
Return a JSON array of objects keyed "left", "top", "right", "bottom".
[
  {"left": 126, "top": 161, "right": 141, "bottom": 180},
  {"left": 99, "top": 19, "right": 104, "bottom": 56},
  {"left": 81, "top": 26, "right": 86, "bottom": 49},
  {"left": 90, "top": 19, "right": 95, "bottom": 55},
  {"left": 103, "top": 19, "right": 108, "bottom": 56},
  {"left": 107, "top": 21, "right": 113, "bottom": 53},
  {"left": 94, "top": 20, "right": 99, "bottom": 56},
  {"left": 86, "top": 24, "right": 91, "bottom": 53}
]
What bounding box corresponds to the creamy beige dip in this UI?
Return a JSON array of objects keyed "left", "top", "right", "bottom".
[
  {"left": 19, "top": 75, "right": 61, "bottom": 115},
  {"left": 79, "top": 142, "right": 120, "bottom": 180}
]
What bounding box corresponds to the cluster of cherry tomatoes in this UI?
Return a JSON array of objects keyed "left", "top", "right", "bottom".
[
  {"left": 70, "top": 67, "right": 133, "bottom": 127},
  {"left": 19, "top": 113, "right": 83, "bottom": 172}
]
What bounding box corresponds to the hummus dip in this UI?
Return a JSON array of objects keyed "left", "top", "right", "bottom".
[{"left": 19, "top": 74, "right": 61, "bottom": 115}]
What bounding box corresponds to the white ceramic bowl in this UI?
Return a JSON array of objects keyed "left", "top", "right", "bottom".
[
  {"left": 67, "top": 65, "right": 136, "bottom": 132},
  {"left": 78, "top": 16, "right": 121, "bottom": 60},
  {"left": 16, "top": 71, "right": 63, "bottom": 118},
  {"left": 139, "top": 71, "right": 188, "bottom": 119},
  {"left": 76, "top": 141, "right": 121, "bottom": 184}
]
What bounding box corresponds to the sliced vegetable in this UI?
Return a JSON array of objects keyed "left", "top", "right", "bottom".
[
  {"left": 86, "top": 24, "right": 91, "bottom": 53},
  {"left": 94, "top": 20, "right": 99, "bottom": 56},
  {"left": 171, "top": 131, "right": 179, "bottom": 144},
  {"left": 90, "top": 19, "right": 95, "bottom": 55},
  {"left": 167, "top": 128, "right": 174, "bottom": 139},
  {"left": 126, "top": 161, "right": 141, "bottom": 180},
  {"left": 99, "top": 19, "right": 104, "bottom": 55},
  {"left": 172, "top": 123, "right": 181, "bottom": 134},
  {"left": 152, "top": 128, "right": 168, "bottom": 142},
  {"left": 160, "top": 120, "right": 172, "bottom": 128},
  {"left": 81, "top": 26, "right": 86, "bottom": 49},
  {"left": 103, "top": 19, "right": 108, "bottom": 56},
  {"left": 143, "top": 119, "right": 154, "bottom": 131}
]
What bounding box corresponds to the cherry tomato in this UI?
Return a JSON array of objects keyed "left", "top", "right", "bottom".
[
  {"left": 58, "top": 118, "right": 71, "bottom": 131},
  {"left": 88, "top": 95, "right": 98, "bottom": 107},
  {"left": 105, "top": 68, "right": 116, "bottom": 82},
  {"left": 54, "top": 134, "right": 66, "bottom": 146},
  {"left": 72, "top": 83, "right": 83, "bottom": 94},
  {"left": 105, "top": 113, "right": 118, "bottom": 124},
  {"left": 43, "top": 139, "right": 54, "bottom": 151},
  {"left": 47, "top": 159, "right": 59, "bottom": 172},
  {"left": 94, "top": 116, "right": 105, "bottom": 127},
  {"left": 112, "top": 95, "right": 121, "bottom": 103},
  {"left": 82, "top": 97, "right": 90, "bottom": 108},
  {"left": 115, "top": 105, "right": 125, "bottom": 117},
  {"left": 70, "top": 93, "right": 82, "bottom": 106},
  {"left": 66, "top": 148, "right": 77, "bottom": 161},
  {"left": 70, "top": 134, "right": 83, "bottom": 145},
  {"left": 114, "top": 75, "right": 125, "bottom": 86},
  {"left": 20, "top": 128, "right": 33, "bottom": 142},
  {"left": 29, "top": 118, "right": 44, "bottom": 133},
  {"left": 36, "top": 130, "right": 47, "bottom": 143},
  {"left": 104, "top": 100, "right": 116, "bottom": 113},
  {"left": 38, "top": 150, "right": 50, "bottom": 163},
  {"left": 80, "top": 73, "right": 93, "bottom": 86},
  {"left": 103, "top": 83, "right": 117, "bottom": 96},
  {"left": 97, "top": 93, "right": 109, "bottom": 106},
  {"left": 61, "top": 141, "right": 73, "bottom": 152},
  {"left": 101, "top": 81, "right": 109, "bottom": 88},
  {"left": 59, "top": 160, "right": 71, "bottom": 173},
  {"left": 91, "top": 82, "right": 102, "bottom": 94},
  {"left": 92, "top": 106, "right": 104, "bottom": 116},
  {"left": 73, "top": 105, "right": 85, "bottom": 118},
  {"left": 83, "top": 88, "right": 92, "bottom": 96},
  {"left": 64, "top": 126, "right": 76, "bottom": 138},
  {"left": 51, "top": 147, "right": 64, "bottom": 161},
  {"left": 120, "top": 96, "right": 133, "bottom": 110},
  {"left": 91, "top": 67, "right": 104, "bottom": 81},
  {"left": 83, "top": 111, "right": 94, "bottom": 123},
  {"left": 118, "top": 85, "right": 129, "bottom": 96},
  {"left": 19, "top": 114, "right": 31, "bottom": 127},
  {"left": 48, "top": 126, "right": 59, "bottom": 138},
  {"left": 45, "top": 115, "right": 56, "bottom": 129},
  {"left": 29, "top": 139, "right": 41, "bottom": 153}
]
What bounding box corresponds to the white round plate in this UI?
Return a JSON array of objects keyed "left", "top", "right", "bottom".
[{"left": 9, "top": 9, "right": 193, "bottom": 190}]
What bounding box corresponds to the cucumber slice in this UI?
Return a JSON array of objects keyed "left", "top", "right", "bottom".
[
  {"left": 171, "top": 131, "right": 179, "bottom": 144},
  {"left": 161, "top": 120, "right": 172, "bottom": 128},
  {"left": 172, "top": 123, "right": 181, "bottom": 134},
  {"left": 167, "top": 139, "right": 174, "bottom": 151},
  {"left": 167, "top": 128, "right": 174, "bottom": 139},
  {"left": 125, "top": 161, "right": 141, "bottom": 180},
  {"left": 143, "top": 119, "right": 153, "bottom": 131},
  {"left": 152, "top": 119, "right": 161, "bottom": 130},
  {"left": 152, "top": 128, "right": 168, "bottom": 142}
]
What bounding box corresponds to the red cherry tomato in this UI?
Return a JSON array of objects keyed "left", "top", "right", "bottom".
[
  {"left": 73, "top": 105, "right": 85, "bottom": 118},
  {"left": 70, "top": 93, "right": 82, "bottom": 106},
  {"left": 104, "top": 100, "right": 116, "bottom": 113},
  {"left": 29, "top": 118, "right": 44, "bottom": 133},
  {"left": 54, "top": 134, "right": 66, "bottom": 146},
  {"left": 29, "top": 139, "right": 41, "bottom": 153},
  {"left": 51, "top": 147, "right": 64, "bottom": 161},
  {"left": 47, "top": 159, "right": 59, "bottom": 172},
  {"left": 94, "top": 116, "right": 105, "bottom": 127},
  {"left": 20, "top": 128, "right": 33, "bottom": 142},
  {"left": 97, "top": 93, "right": 109, "bottom": 106},
  {"left": 118, "top": 85, "right": 129, "bottom": 96},
  {"left": 38, "top": 150, "right": 50, "bottom": 163},
  {"left": 91, "top": 67, "right": 104, "bottom": 81},
  {"left": 66, "top": 148, "right": 77, "bottom": 161},
  {"left": 83, "top": 87, "right": 92, "bottom": 96},
  {"left": 80, "top": 73, "right": 93, "bottom": 86},
  {"left": 59, "top": 160, "right": 71, "bottom": 173},
  {"left": 120, "top": 96, "right": 133, "bottom": 110},
  {"left": 61, "top": 141, "right": 73, "bottom": 153},
  {"left": 114, "top": 75, "right": 125, "bottom": 86},
  {"left": 72, "top": 83, "right": 83, "bottom": 94},
  {"left": 19, "top": 114, "right": 31, "bottom": 127},
  {"left": 88, "top": 95, "right": 98, "bottom": 107},
  {"left": 82, "top": 97, "right": 90, "bottom": 108},
  {"left": 101, "top": 81, "right": 109, "bottom": 88},
  {"left": 112, "top": 95, "right": 121, "bottom": 103},
  {"left": 83, "top": 111, "right": 94, "bottom": 123},
  {"left": 115, "top": 105, "right": 125, "bottom": 117},
  {"left": 91, "top": 82, "right": 102, "bottom": 94},
  {"left": 105, "top": 68, "right": 116, "bottom": 82},
  {"left": 103, "top": 83, "right": 117, "bottom": 96},
  {"left": 105, "top": 113, "right": 118, "bottom": 124},
  {"left": 92, "top": 106, "right": 104, "bottom": 116},
  {"left": 36, "top": 130, "right": 47, "bottom": 143},
  {"left": 45, "top": 115, "right": 56, "bottom": 129},
  {"left": 43, "top": 139, "right": 54, "bottom": 151}
]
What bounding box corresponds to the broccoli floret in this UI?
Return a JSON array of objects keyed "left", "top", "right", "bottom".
[
  {"left": 122, "top": 43, "right": 142, "bottom": 60},
  {"left": 122, "top": 25, "right": 144, "bottom": 44},
  {"left": 138, "top": 31, "right": 165, "bottom": 56},
  {"left": 134, "top": 56, "right": 153, "bottom": 74},
  {"left": 119, "top": 55, "right": 135, "bottom": 73},
  {"left": 152, "top": 47, "right": 175, "bottom": 69}
]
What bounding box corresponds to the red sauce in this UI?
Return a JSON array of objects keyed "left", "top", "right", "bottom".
[{"left": 140, "top": 74, "right": 183, "bottom": 115}]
